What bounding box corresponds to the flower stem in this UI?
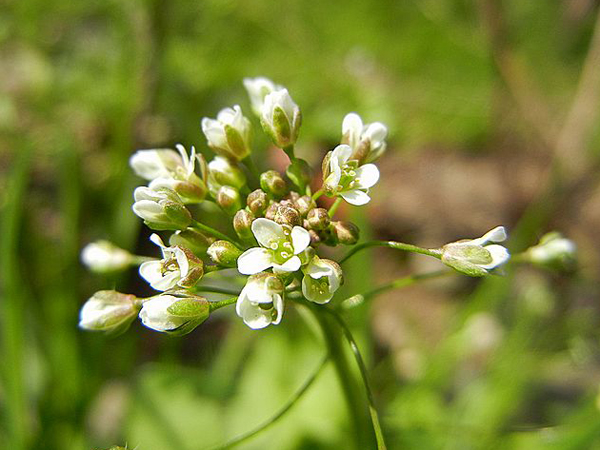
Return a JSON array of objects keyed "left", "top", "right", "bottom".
[
  {"left": 312, "top": 188, "right": 325, "bottom": 201},
  {"left": 283, "top": 145, "right": 295, "bottom": 159},
  {"left": 209, "top": 296, "right": 238, "bottom": 312},
  {"left": 328, "top": 198, "right": 343, "bottom": 217},
  {"left": 207, "top": 354, "right": 329, "bottom": 449},
  {"left": 195, "top": 285, "right": 242, "bottom": 296},
  {"left": 191, "top": 220, "right": 242, "bottom": 248},
  {"left": 340, "top": 240, "right": 442, "bottom": 264},
  {"left": 306, "top": 303, "right": 376, "bottom": 449},
  {"left": 243, "top": 155, "right": 261, "bottom": 182}
]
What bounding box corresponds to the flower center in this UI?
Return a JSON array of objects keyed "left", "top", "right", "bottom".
[{"left": 338, "top": 160, "right": 360, "bottom": 190}]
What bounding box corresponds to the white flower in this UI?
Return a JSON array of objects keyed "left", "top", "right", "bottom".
[
  {"left": 236, "top": 273, "right": 284, "bottom": 329},
  {"left": 207, "top": 156, "right": 247, "bottom": 196},
  {"left": 79, "top": 290, "right": 140, "bottom": 334},
  {"left": 342, "top": 112, "right": 388, "bottom": 163},
  {"left": 526, "top": 232, "right": 576, "bottom": 268},
  {"left": 81, "top": 240, "right": 133, "bottom": 273},
  {"left": 302, "top": 257, "right": 343, "bottom": 304},
  {"left": 139, "top": 234, "right": 203, "bottom": 291},
  {"left": 139, "top": 294, "right": 209, "bottom": 335},
  {"left": 132, "top": 186, "right": 191, "bottom": 230},
  {"left": 237, "top": 218, "right": 311, "bottom": 275},
  {"left": 201, "top": 105, "right": 252, "bottom": 161},
  {"left": 260, "top": 88, "right": 301, "bottom": 148},
  {"left": 441, "top": 226, "right": 510, "bottom": 277},
  {"left": 243, "top": 77, "right": 282, "bottom": 116},
  {"left": 323, "top": 144, "right": 380, "bottom": 206},
  {"left": 129, "top": 148, "right": 185, "bottom": 181}
]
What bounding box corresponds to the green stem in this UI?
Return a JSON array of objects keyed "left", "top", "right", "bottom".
[
  {"left": 244, "top": 155, "right": 261, "bottom": 181},
  {"left": 340, "top": 240, "right": 442, "bottom": 264},
  {"left": 306, "top": 303, "right": 376, "bottom": 449},
  {"left": 131, "top": 255, "right": 155, "bottom": 265},
  {"left": 283, "top": 145, "right": 295, "bottom": 159},
  {"left": 312, "top": 188, "right": 325, "bottom": 201},
  {"left": 207, "top": 354, "right": 329, "bottom": 449},
  {"left": 340, "top": 270, "right": 451, "bottom": 310},
  {"left": 321, "top": 307, "right": 387, "bottom": 449},
  {"left": 328, "top": 198, "right": 343, "bottom": 217},
  {"left": 191, "top": 220, "right": 242, "bottom": 248},
  {"left": 195, "top": 285, "right": 242, "bottom": 296},
  {"left": 209, "top": 297, "right": 238, "bottom": 312}
]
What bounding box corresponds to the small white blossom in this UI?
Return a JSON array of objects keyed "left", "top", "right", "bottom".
[
  {"left": 129, "top": 148, "right": 185, "bottom": 181},
  {"left": 323, "top": 144, "right": 380, "bottom": 206},
  {"left": 441, "top": 226, "right": 510, "bottom": 277},
  {"left": 236, "top": 272, "right": 284, "bottom": 329},
  {"left": 132, "top": 186, "right": 191, "bottom": 230},
  {"left": 342, "top": 112, "right": 388, "bottom": 163},
  {"left": 207, "top": 156, "right": 247, "bottom": 195},
  {"left": 526, "top": 232, "right": 577, "bottom": 268},
  {"left": 139, "top": 294, "right": 209, "bottom": 335},
  {"left": 237, "top": 218, "right": 311, "bottom": 275},
  {"left": 243, "top": 77, "right": 282, "bottom": 116},
  {"left": 302, "top": 257, "right": 343, "bottom": 304},
  {"left": 81, "top": 240, "right": 133, "bottom": 273},
  {"left": 139, "top": 234, "right": 203, "bottom": 291},
  {"left": 261, "top": 88, "right": 301, "bottom": 148},
  {"left": 201, "top": 105, "right": 252, "bottom": 161},
  {"left": 79, "top": 290, "right": 140, "bottom": 334}
]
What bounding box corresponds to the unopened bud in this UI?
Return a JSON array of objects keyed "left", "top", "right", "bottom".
[
  {"left": 233, "top": 209, "right": 255, "bottom": 240},
  {"left": 267, "top": 203, "right": 301, "bottom": 227},
  {"left": 217, "top": 185, "right": 242, "bottom": 215},
  {"left": 140, "top": 293, "right": 210, "bottom": 336},
  {"left": 286, "top": 158, "right": 311, "bottom": 191},
  {"left": 132, "top": 186, "right": 192, "bottom": 230},
  {"left": 201, "top": 105, "right": 252, "bottom": 161},
  {"left": 169, "top": 229, "right": 215, "bottom": 255},
  {"left": 260, "top": 88, "right": 301, "bottom": 148},
  {"left": 81, "top": 241, "right": 133, "bottom": 273},
  {"left": 260, "top": 170, "right": 287, "bottom": 197},
  {"left": 526, "top": 232, "right": 576, "bottom": 271},
  {"left": 293, "top": 195, "right": 316, "bottom": 217},
  {"left": 207, "top": 240, "right": 243, "bottom": 267},
  {"left": 332, "top": 221, "right": 360, "bottom": 245},
  {"left": 307, "top": 208, "right": 330, "bottom": 230},
  {"left": 207, "top": 156, "right": 247, "bottom": 195},
  {"left": 247, "top": 189, "right": 269, "bottom": 216},
  {"left": 79, "top": 290, "right": 141, "bottom": 335}
]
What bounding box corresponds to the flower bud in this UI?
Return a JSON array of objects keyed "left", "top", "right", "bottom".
[
  {"left": 79, "top": 290, "right": 141, "bottom": 335},
  {"left": 247, "top": 189, "right": 269, "bottom": 216},
  {"left": 149, "top": 176, "right": 206, "bottom": 204},
  {"left": 341, "top": 112, "right": 388, "bottom": 164},
  {"left": 236, "top": 272, "right": 285, "bottom": 329},
  {"left": 207, "top": 156, "right": 247, "bottom": 195},
  {"left": 302, "top": 257, "right": 343, "bottom": 304},
  {"left": 332, "top": 221, "right": 360, "bottom": 245},
  {"left": 307, "top": 208, "right": 330, "bottom": 231},
  {"left": 233, "top": 209, "right": 255, "bottom": 240},
  {"left": 217, "top": 185, "right": 242, "bottom": 215},
  {"left": 292, "top": 195, "right": 315, "bottom": 217},
  {"left": 266, "top": 203, "right": 301, "bottom": 227},
  {"left": 169, "top": 228, "right": 215, "bottom": 255},
  {"left": 139, "top": 293, "right": 210, "bottom": 336},
  {"left": 260, "top": 170, "right": 287, "bottom": 197},
  {"left": 243, "top": 77, "right": 282, "bottom": 116},
  {"left": 207, "top": 240, "right": 243, "bottom": 267},
  {"left": 81, "top": 241, "right": 133, "bottom": 273},
  {"left": 286, "top": 158, "right": 311, "bottom": 191},
  {"left": 525, "top": 232, "right": 577, "bottom": 271},
  {"left": 260, "top": 88, "right": 301, "bottom": 148},
  {"left": 201, "top": 105, "right": 252, "bottom": 161},
  {"left": 441, "top": 226, "right": 510, "bottom": 277},
  {"left": 132, "top": 186, "right": 192, "bottom": 230}
]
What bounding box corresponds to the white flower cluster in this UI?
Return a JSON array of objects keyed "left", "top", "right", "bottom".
[{"left": 81, "top": 76, "right": 566, "bottom": 338}]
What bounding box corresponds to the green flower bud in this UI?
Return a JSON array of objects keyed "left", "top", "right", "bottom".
[
  {"left": 332, "top": 221, "right": 360, "bottom": 245},
  {"left": 260, "top": 170, "right": 287, "bottom": 197},
  {"left": 217, "top": 185, "right": 242, "bottom": 215},
  {"left": 260, "top": 89, "right": 302, "bottom": 148},
  {"left": 207, "top": 240, "right": 243, "bottom": 267},
  {"left": 233, "top": 209, "right": 255, "bottom": 241},
  {"left": 265, "top": 203, "right": 301, "bottom": 227},
  {"left": 201, "top": 105, "right": 252, "bottom": 161},
  {"left": 307, "top": 208, "right": 330, "bottom": 230},
  {"left": 207, "top": 156, "right": 247, "bottom": 195},
  {"left": 293, "top": 195, "right": 316, "bottom": 217},
  {"left": 286, "top": 158, "right": 312, "bottom": 192},
  {"left": 79, "top": 291, "right": 141, "bottom": 335},
  {"left": 525, "top": 231, "right": 577, "bottom": 271},
  {"left": 169, "top": 228, "right": 215, "bottom": 255},
  {"left": 132, "top": 186, "right": 192, "bottom": 230},
  {"left": 247, "top": 189, "right": 269, "bottom": 216},
  {"left": 140, "top": 292, "right": 210, "bottom": 336}
]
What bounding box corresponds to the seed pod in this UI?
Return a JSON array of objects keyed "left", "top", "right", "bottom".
[
  {"left": 233, "top": 209, "right": 255, "bottom": 241},
  {"left": 260, "top": 170, "right": 287, "bottom": 197},
  {"left": 247, "top": 189, "right": 268, "bottom": 216},
  {"left": 307, "top": 208, "right": 330, "bottom": 230}
]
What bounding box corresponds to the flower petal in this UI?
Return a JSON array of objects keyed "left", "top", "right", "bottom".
[
  {"left": 139, "top": 261, "right": 164, "bottom": 285},
  {"left": 291, "top": 226, "right": 311, "bottom": 254},
  {"left": 354, "top": 164, "right": 380, "bottom": 189},
  {"left": 273, "top": 255, "right": 301, "bottom": 273},
  {"left": 251, "top": 218, "right": 285, "bottom": 249},
  {"left": 340, "top": 189, "right": 371, "bottom": 206},
  {"left": 332, "top": 144, "right": 352, "bottom": 167},
  {"left": 364, "top": 122, "right": 388, "bottom": 143},
  {"left": 237, "top": 247, "right": 274, "bottom": 275},
  {"left": 272, "top": 294, "right": 284, "bottom": 325},
  {"left": 342, "top": 113, "right": 363, "bottom": 148},
  {"left": 480, "top": 244, "right": 510, "bottom": 270}
]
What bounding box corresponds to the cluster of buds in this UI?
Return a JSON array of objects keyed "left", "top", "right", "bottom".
[{"left": 78, "top": 76, "right": 575, "bottom": 337}]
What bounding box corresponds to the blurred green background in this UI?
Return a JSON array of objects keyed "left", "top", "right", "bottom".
[{"left": 2, "top": 0, "right": 600, "bottom": 449}]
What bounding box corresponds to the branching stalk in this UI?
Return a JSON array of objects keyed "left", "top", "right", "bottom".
[{"left": 340, "top": 240, "right": 442, "bottom": 264}]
